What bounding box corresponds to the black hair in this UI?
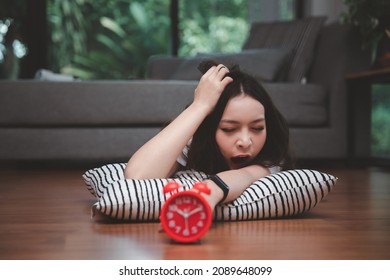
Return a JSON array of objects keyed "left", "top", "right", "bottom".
[{"left": 185, "top": 60, "right": 294, "bottom": 174}]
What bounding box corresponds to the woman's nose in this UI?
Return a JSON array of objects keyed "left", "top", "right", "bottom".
[{"left": 237, "top": 132, "right": 252, "bottom": 149}]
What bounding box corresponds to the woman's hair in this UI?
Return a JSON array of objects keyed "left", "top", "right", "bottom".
[{"left": 185, "top": 60, "right": 294, "bottom": 174}]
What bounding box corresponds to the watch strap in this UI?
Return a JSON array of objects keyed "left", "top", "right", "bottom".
[{"left": 209, "top": 175, "right": 229, "bottom": 205}]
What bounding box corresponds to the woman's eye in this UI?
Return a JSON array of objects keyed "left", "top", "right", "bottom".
[
  {"left": 221, "top": 128, "right": 236, "bottom": 133},
  {"left": 252, "top": 127, "right": 264, "bottom": 132}
]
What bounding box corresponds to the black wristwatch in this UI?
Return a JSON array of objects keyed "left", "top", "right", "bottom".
[{"left": 209, "top": 175, "right": 230, "bottom": 205}]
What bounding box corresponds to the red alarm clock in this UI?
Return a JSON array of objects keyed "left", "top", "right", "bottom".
[{"left": 160, "top": 181, "right": 213, "bottom": 243}]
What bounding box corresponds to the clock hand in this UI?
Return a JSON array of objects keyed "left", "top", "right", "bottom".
[
  {"left": 184, "top": 216, "right": 189, "bottom": 232},
  {"left": 176, "top": 208, "right": 188, "bottom": 218},
  {"left": 187, "top": 206, "right": 203, "bottom": 217},
  {"left": 170, "top": 205, "right": 187, "bottom": 217}
]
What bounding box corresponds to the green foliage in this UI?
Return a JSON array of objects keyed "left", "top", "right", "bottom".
[
  {"left": 371, "top": 106, "right": 390, "bottom": 157},
  {"left": 179, "top": 0, "right": 248, "bottom": 56},
  {"left": 179, "top": 16, "right": 248, "bottom": 56},
  {"left": 48, "top": 0, "right": 248, "bottom": 79},
  {"left": 47, "top": 0, "right": 88, "bottom": 73},
  {"left": 0, "top": 0, "right": 28, "bottom": 79},
  {"left": 371, "top": 85, "right": 390, "bottom": 157},
  {"left": 48, "top": 0, "right": 170, "bottom": 79}
]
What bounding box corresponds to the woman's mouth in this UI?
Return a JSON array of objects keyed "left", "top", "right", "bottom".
[{"left": 231, "top": 155, "right": 251, "bottom": 166}]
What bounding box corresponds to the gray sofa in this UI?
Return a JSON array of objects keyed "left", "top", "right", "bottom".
[{"left": 0, "top": 18, "right": 370, "bottom": 164}]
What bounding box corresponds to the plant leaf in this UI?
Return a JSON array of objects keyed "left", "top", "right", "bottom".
[{"left": 100, "top": 16, "right": 126, "bottom": 37}]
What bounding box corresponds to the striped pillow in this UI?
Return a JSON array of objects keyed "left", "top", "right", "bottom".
[
  {"left": 83, "top": 163, "right": 337, "bottom": 221},
  {"left": 243, "top": 16, "right": 326, "bottom": 83}
]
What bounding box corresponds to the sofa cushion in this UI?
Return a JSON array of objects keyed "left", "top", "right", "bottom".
[
  {"left": 243, "top": 16, "right": 326, "bottom": 83},
  {"left": 83, "top": 163, "right": 337, "bottom": 222},
  {"left": 170, "top": 48, "right": 292, "bottom": 82},
  {"left": 264, "top": 83, "right": 328, "bottom": 127}
]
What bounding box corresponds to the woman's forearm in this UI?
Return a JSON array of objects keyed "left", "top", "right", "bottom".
[
  {"left": 202, "top": 165, "right": 270, "bottom": 209},
  {"left": 124, "top": 102, "right": 209, "bottom": 179}
]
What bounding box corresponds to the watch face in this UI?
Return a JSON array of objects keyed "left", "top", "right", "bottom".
[{"left": 161, "top": 191, "right": 212, "bottom": 243}]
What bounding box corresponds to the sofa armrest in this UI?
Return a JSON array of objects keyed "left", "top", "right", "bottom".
[{"left": 146, "top": 55, "right": 186, "bottom": 79}]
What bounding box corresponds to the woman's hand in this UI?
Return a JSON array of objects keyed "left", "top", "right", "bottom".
[{"left": 193, "top": 64, "right": 233, "bottom": 115}]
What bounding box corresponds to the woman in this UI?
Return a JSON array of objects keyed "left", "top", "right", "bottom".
[{"left": 125, "top": 60, "right": 293, "bottom": 211}]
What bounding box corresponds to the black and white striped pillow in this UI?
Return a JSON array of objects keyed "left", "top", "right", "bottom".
[{"left": 83, "top": 163, "right": 337, "bottom": 221}]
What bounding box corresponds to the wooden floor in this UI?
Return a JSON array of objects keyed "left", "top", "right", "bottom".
[{"left": 0, "top": 164, "right": 389, "bottom": 260}]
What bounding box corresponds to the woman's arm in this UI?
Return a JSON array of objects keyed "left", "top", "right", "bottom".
[
  {"left": 201, "top": 165, "right": 270, "bottom": 209},
  {"left": 125, "top": 103, "right": 208, "bottom": 179},
  {"left": 124, "top": 65, "right": 233, "bottom": 179}
]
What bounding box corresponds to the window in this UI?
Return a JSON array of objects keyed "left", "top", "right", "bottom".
[
  {"left": 178, "top": 0, "right": 295, "bottom": 56},
  {"left": 178, "top": 0, "right": 249, "bottom": 56},
  {"left": 371, "top": 84, "right": 390, "bottom": 158},
  {"left": 45, "top": 0, "right": 296, "bottom": 80},
  {"left": 47, "top": 0, "right": 171, "bottom": 79}
]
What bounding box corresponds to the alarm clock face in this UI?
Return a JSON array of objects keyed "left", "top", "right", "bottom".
[{"left": 161, "top": 191, "right": 212, "bottom": 243}]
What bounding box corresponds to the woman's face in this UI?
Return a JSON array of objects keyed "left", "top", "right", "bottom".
[{"left": 215, "top": 94, "right": 267, "bottom": 169}]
